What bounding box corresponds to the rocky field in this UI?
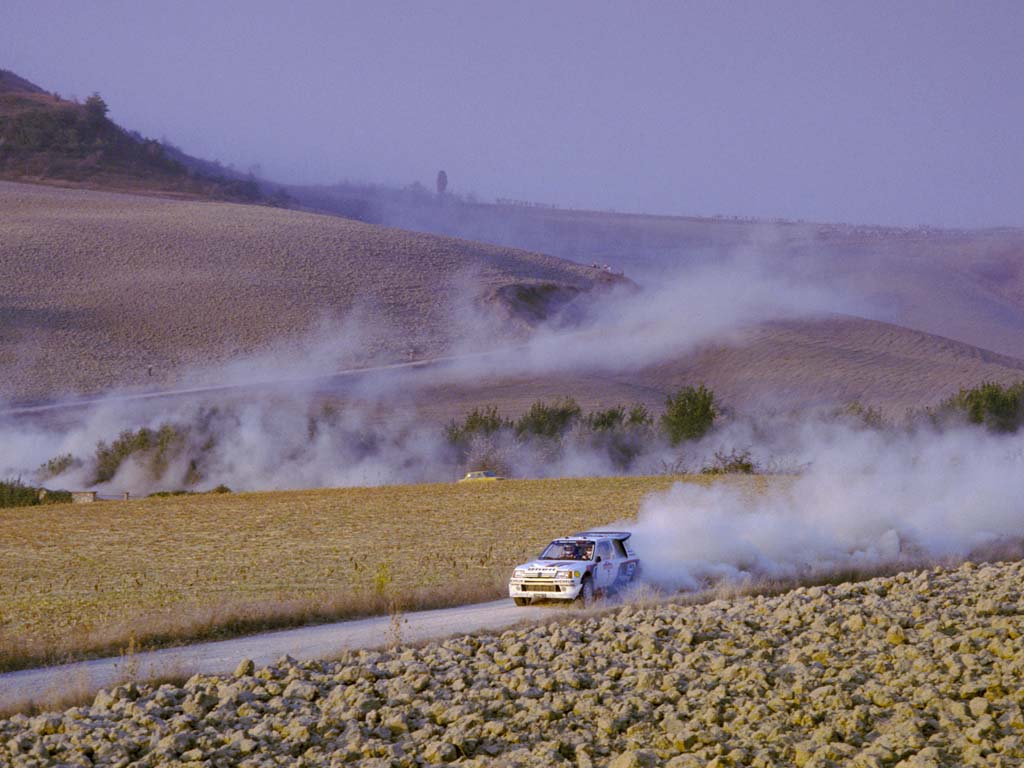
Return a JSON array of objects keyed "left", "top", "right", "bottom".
[{"left": 3, "top": 559, "right": 1024, "bottom": 767}]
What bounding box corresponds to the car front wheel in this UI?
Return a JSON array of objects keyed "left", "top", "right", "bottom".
[{"left": 575, "top": 576, "right": 594, "bottom": 607}]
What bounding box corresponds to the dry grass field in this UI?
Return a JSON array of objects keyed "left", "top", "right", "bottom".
[
  {"left": 0, "top": 474, "right": 769, "bottom": 672},
  {"left": 0, "top": 181, "right": 612, "bottom": 401}
]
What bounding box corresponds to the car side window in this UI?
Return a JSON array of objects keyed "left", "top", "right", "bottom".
[
  {"left": 596, "top": 541, "right": 613, "bottom": 561},
  {"left": 613, "top": 540, "right": 628, "bottom": 558}
]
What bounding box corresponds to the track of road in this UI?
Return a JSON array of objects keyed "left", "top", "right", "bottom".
[
  {"left": 0, "top": 600, "right": 559, "bottom": 713},
  {"left": 0, "top": 353, "right": 471, "bottom": 418}
]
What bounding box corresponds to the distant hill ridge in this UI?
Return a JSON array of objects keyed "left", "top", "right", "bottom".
[
  {"left": 0, "top": 68, "right": 267, "bottom": 201},
  {"left": 0, "top": 70, "right": 46, "bottom": 95}
]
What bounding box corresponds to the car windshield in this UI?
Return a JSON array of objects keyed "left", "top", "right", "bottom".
[{"left": 539, "top": 540, "right": 594, "bottom": 561}]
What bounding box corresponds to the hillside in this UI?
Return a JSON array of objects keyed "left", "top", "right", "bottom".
[
  {"left": 0, "top": 69, "right": 262, "bottom": 201},
  {"left": 0, "top": 181, "right": 616, "bottom": 402},
  {"left": 292, "top": 185, "right": 1024, "bottom": 360},
  {"left": 3, "top": 181, "right": 1024, "bottom": 414},
  {"left": 403, "top": 315, "right": 1024, "bottom": 421}
]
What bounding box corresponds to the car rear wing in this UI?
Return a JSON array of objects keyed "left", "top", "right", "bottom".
[{"left": 574, "top": 530, "right": 632, "bottom": 540}]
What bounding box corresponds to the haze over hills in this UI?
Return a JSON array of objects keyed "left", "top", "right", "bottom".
[
  {"left": 0, "top": 181, "right": 614, "bottom": 402},
  {"left": 3, "top": 178, "right": 1024, "bottom": 419},
  {"left": 398, "top": 315, "right": 1024, "bottom": 421},
  {"left": 291, "top": 184, "right": 1024, "bottom": 361}
]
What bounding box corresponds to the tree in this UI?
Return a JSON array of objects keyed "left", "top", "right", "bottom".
[
  {"left": 660, "top": 385, "right": 717, "bottom": 445},
  {"left": 515, "top": 398, "right": 581, "bottom": 439},
  {"left": 436, "top": 169, "right": 448, "bottom": 195},
  {"left": 84, "top": 92, "right": 108, "bottom": 123},
  {"left": 445, "top": 405, "right": 509, "bottom": 445}
]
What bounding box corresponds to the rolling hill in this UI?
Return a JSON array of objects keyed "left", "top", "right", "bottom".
[
  {"left": 292, "top": 185, "right": 1024, "bottom": 360},
  {"left": 3, "top": 180, "right": 1023, "bottom": 416},
  {"left": 0, "top": 181, "right": 616, "bottom": 402},
  {"left": 401, "top": 315, "right": 1024, "bottom": 420}
]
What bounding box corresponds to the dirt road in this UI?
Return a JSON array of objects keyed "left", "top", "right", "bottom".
[{"left": 0, "top": 599, "right": 556, "bottom": 713}]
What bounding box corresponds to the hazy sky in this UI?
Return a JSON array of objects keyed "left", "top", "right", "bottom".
[{"left": 3, "top": 2, "right": 1022, "bottom": 227}]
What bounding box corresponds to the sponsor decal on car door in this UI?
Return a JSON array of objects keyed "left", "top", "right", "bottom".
[{"left": 594, "top": 541, "right": 616, "bottom": 590}]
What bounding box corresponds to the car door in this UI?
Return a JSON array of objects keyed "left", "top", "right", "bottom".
[{"left": 593, "top": 540, "right": 616, "bottom": 591}]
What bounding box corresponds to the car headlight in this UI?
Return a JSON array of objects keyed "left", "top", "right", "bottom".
[
  {"left": 513, "top": 570, "right": 526, "bottom": 578},
  {"left": 559, "top": 570, "right": 578, "bottom": 580}
]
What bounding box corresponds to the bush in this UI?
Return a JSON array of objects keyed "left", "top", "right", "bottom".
[
  {"left": 626, "top": 404, "right": 653, "bottom": 427},
  {"left": 940, "top": 381, "right": 1024, "bottom": 433},
  {"left": 661, "top": 385, "right": 717, "bottom": 445},
  {"left": 701, "top": 448, "right": 757, "bottom": 475},
  {"left": 93, "top": 423, "right": 187, "bottom": 484},
  {"left": 38, "top": 453, "right": 77, "bottom": 480},
  {"left": 840, "top": 401, "right": 888, "bottom": 430},
  {"left": 0, "top": 478, "right": 42, "bottom": 508},
  {"left": 515, "top": 398, "right": 582, "bottom": 439},
  {"left": 445, "top": 405, "right": 509, "bottom": 445},
  {"left": 0, "top": 478, "right": 71, "bottom": 508},
  {"left": 586, "top": 406, "right": 625, "bottom": 431}
]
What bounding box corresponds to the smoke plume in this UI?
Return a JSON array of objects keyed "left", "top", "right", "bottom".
[{"left": 628, "top": 422, "right": 1024, "bottom": 590}]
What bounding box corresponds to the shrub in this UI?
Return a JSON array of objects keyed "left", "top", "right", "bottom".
[
  {"left": 701, "top": 448, "right": 757, "bottom": 475},
  {"left": 626, "top": 404, "right": 653, "bottom": 427},
  {"left": 940, "top": 381, "right": 1024, "bottom": 433},
  {"left": 581, "top": 403, "right": 654, "bottom": 470},
  {"left": 515, "top": 398, "right": 582, "bottom": 439},
  {"left": 93, "top": 423, "right": 187, "bottom": 484},
  {"left": 38, "top": 453, "right": 77, "bottom": 480},
  {"left": 840, "top": 401, "right": 888, "bottom": 430},
  {"left": 0, "top": 478, "right": 71, "bottom": 508},
  {"left": 445, "top": 405, "right": 510, "bottom": 445},
  {"left": 0, "top": 478, "right": 42, "bottom": 508},
  {"left": 586, "top": 406, "right": 625, "bottom": 431},
  {"left": 661, "top": 385, "right": 717, "bottom": 445}
]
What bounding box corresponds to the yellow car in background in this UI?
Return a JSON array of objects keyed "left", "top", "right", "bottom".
[{"left": 457, "top": 470, "right": 505, "bottom": 483}]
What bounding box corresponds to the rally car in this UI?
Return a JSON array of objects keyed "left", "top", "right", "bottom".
[{"left": 508, "top": 531, "right": 641, "bottom": 606}]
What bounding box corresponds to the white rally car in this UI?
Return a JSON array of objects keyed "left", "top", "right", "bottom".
[{"left": 508, "top": 531, "right": 641, "bottom": 606}]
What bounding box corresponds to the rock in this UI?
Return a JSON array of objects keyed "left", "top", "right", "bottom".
[
  {"left": 969, "top": 697, "right": 989, "bottom": 718},
  {"left": 234, "top": 658, "right": 255, "bottom": 677},
  {"left": 282, "top": 679, "right": 319, "bottom": 701},
  {"left": 887, "top": 625, "right": 908, "bottom": 645},
  {"left": 422, "top": 740, "right": 459, "bottom": 763},
  {"left": 609, "top": 750, "right": 658, "bottom": 768},
  {"left": 844, "top": 614, "right": 866, "bottom": 631}
]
